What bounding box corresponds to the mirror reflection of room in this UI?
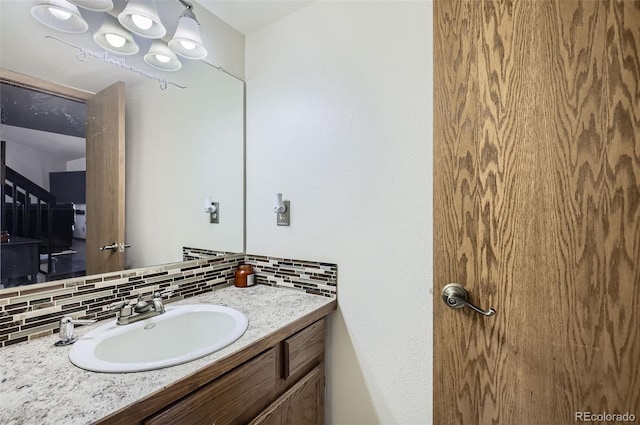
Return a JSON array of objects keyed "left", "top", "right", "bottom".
[{"left": 1, "top": 83, "right": 87, "bottom": 286}]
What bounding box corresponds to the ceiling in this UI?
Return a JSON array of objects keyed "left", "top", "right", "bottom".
[
  {"left": 197, "top": 0, "right": 314, "bottom": 35},
  {"left": 1, "top": 83, "right": 86, "bottom": 161},
  {"left": 1, "top": 83, "right": 85, "bottom": 138}
]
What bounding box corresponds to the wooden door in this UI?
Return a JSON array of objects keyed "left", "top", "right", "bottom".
[
  {"left": 86, "top": 82, "right": 126, "bottom": 275},
  {"left": 434, "top": 1, "right": 640, "bottom": 424}
]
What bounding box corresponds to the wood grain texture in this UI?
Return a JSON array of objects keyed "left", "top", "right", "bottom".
[
  {"left": 86, "top": 82, "right": 126, "bottom": 275},
  {"left": 283, "top": 318, "right": 325, "bottom": 379},
  {"left": 250, "top": 364, "right": 324, "bottom": 425},
  {"left": 434, "top": 1, "right": 640, "bottom": 424},
  {"left": 598, "top": 0, "right": 640, "bottom": 413},
  {"left": 145, "top": 348, "right": 277, "bottom": 425}
]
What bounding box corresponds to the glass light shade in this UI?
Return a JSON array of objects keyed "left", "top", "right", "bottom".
[
  {"left": 168, "top": 14, "right": 207, "bottom": 60},
  {"left": 118, "top": 0, "right": 165, "bottom": 39},
  {"left": 105, "top": 33, "right": 126, "bottom": 48},
  {"left": 93, "top": 16, "right": 139, "bottom": 55},
  {"left": 131, "top": 14, "right": 153, "bottom": 30},
  {"left": 68, "top": 0, "right": 113, "bottom": 12},
  {"left": 144, "top": 41, "right": 181, "bottom": 71},
  {"left": 50, "top": 8, "right": 72, "bottom": 20},
  {"left": 30, "top": 0, "right": 88, "bottom": 33}
]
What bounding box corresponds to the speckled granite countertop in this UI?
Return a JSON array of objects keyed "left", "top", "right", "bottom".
[{"left": 0, "top": 285, "right": 335, "bottom": 425}]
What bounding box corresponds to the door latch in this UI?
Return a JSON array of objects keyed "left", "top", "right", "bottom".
[
  {"left": 442, "top": 283, "right": 496, "bottom": 316},
  {"left": 100, "top": 242, "right": 131, "bottom": 252},
  {"left": 99, "top": 242, "right": 118, "bottom": 251}
]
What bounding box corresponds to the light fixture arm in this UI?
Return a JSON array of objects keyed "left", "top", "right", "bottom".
[{"left": 176, "top": 0, "right": 199, "bottom": 24}]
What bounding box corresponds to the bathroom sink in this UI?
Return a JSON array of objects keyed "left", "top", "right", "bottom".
[{"left": 69, "top": 304, "right": 248, "bottom": 373}]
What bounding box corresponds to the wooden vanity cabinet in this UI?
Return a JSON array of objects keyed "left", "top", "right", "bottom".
[{"left": 97, "top": 316, "right": 328, "bottom": 425}]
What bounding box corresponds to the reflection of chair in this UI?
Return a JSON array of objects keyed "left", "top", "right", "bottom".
[
  {"left": 39, "top": 242, "right": 85, "bottom": 281},
  {"left": 1, "top": 236, "right": 40, "bottom": 287},
  {"left": 1, "top": 160, "right": 68, "bottom": 282},
  {"left": 34, "top": 203, "right": 75, "bottom": 253},
  {"left": 4, "top": 203, "right": 75, "bottom": 253},
  {"left": 39, "top": 254, "right": 58, "bottom": 272}
]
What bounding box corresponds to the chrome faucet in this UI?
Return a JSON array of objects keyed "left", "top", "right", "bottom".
[
  {"left": 109, "top": 290, "right": 173, "bottom": 325},
  {"left": 151, "top": 296, "right": 166, "bottom": 314}
]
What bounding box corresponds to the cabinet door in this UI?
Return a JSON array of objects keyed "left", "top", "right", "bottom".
[
  {"left": 145, "top": 348, "right": 277, "bottom": 425},
  {"left": 250, "top": 364, "right": 324, "bottom": 425}
]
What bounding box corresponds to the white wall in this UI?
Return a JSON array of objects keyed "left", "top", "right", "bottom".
[
  {"left": 2, "top": 137, "right": 67, "bottom": 191},
  {"left": 66, "top": 158, "right": 86, "bottom": 172},
  {"left": 246, "top": 2, "right": 433, "bottom": 424}
]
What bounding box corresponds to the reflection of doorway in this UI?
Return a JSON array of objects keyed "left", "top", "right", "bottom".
[
  {"left": 1, "top": 82, "right": 87, "bottom": 283},
  {"left": 0, "top": 69, "right": 125, "bottom": 284}
]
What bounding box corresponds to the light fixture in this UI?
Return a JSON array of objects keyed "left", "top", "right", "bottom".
[
  {"left": 144, "top": 40, "right": 181, "bottom": 71},
  {"left": 30, "top": 0, "right": 89, "bottom": 33},
  {"left": 118, "top": 0, "right": 166, "bottom": 39},
  {"left": 273, "top": 193, "right": 290, "bottom": 226},
  {"left": 68, "top": 0, "right": 113, "bottom": 12},
  {"left": 93, "top": 15, "right": 139, "bottom": 55},
  {"left": 30, "top": 0, "right": 211, "bottom": 75},
  {"left": 168, "top": 5, "right": 207, "bottom": 60}
]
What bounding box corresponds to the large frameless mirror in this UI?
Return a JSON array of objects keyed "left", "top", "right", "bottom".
[{"left": 0, "top": 0, "right": 244, "bottom": 290}]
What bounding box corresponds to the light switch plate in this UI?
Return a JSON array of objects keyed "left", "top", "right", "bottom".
[
  {"left": 277, "top": 201, "right": 290, "bottom": 226},
  {"left": 210, "top": 202, "right": 219, "bottom": 224}
]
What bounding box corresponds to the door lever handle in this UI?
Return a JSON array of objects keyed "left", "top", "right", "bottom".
[
  {"left": 100, "top": 242, "right": 118, "bottom": 251},
  {"left": 100, "top": 242, "right": 131, "bottom": 252},
  {"left": 442, "top": 283, "right": 496, "bottom": 316}
]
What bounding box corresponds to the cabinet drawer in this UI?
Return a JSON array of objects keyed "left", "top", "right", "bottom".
[
  {"left": 145, "top": 348, "right": 277, "bottom": 425},
  {"left": 283, "top": 319, "right": 325, "bottom": 379}
]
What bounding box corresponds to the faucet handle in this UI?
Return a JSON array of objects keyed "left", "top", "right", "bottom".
[
  {"left": 108, "top": 300, "right": 126, "bottom": 310},
  {"left": 109, "top": 300, "right": 134, "bottom": 317},
  {"left": 153, "top": 289, "right": 174, "bottom": 299}
]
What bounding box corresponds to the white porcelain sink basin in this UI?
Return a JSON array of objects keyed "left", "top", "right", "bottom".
[{"left": 69, "top": 304, "right": 248, "bottom": 373}]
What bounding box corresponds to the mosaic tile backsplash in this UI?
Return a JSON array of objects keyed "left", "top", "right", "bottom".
[
  {"left": 245, "top": 255, "right": 337, "bottom": 298},
  {"left": 184, "top": 249, "right": 337, "bottom": 298},
  {"left": 183, "top": 247, "right": 237, "bottom": 260},
  {"left": 0, "top": 252, "right": 337, "bottom": 348}
]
